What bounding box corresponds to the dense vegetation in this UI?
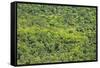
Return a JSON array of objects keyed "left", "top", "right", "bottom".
[{"left": 17, "top": 3, "right": 97, "bottom": 65}]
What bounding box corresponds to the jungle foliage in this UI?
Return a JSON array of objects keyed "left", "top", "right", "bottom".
[{"left": 17, "top": 3, "right": 97, "bottom": 65}]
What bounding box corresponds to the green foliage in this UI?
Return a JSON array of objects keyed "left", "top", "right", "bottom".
[{"left": 17, "top": 3, "right": 97, "bottom": 65}]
